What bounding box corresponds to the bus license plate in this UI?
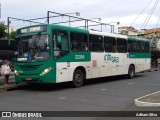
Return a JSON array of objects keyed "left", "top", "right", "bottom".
[{"left": 26, "top": 78, "right": 32, "bottom": 81}]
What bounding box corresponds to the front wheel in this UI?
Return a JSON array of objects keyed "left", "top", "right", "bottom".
[
  {"left": 72, "top": 69, "right": 84, "bottom": 88},
  {"left": 128, "top": 65, "right": 135, "bottom": 79}
]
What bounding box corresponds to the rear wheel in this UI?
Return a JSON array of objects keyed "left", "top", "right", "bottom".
[
  {"left": 128, "top": 65, "right": 135, "bottom": 79},
  {"left": 72, "top": 69, "right": 84, "bottom": 88}
]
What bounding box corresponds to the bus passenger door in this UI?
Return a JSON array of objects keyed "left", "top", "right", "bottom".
[
  {"left": 111, "top": 38, "right": 127, "bottom": 75},
  {"left": 53, "top": 30, "right": 70, "bottom": 83}
]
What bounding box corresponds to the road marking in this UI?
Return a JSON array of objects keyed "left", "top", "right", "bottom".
[
  {"left": 58, "top": 97, "right": 67, "bottom": 100},
  {"left": 101, "top": 89, "right": 107, "bottom": 91},
  {"left": 128, "top": 83, "right": 160, "bottom": 86},
  {"left": 128, "top": 83, "right": 135, "bottom": 85}
]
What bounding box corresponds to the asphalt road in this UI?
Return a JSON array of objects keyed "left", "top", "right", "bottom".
[{"left": 0, "top": 71, "right": 160, "bottom": 120}]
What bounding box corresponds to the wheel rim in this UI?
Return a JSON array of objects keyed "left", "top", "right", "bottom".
[
  {"left": 130, "top": 67, "right": 134, "bottom": 77},
  {"left": 74, "top": 73, "right": 82, "bottom": 83}
]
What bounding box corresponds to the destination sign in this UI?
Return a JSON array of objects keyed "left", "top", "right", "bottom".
[{"left": 20, "top": 26, "right": 47, "bottom": 34}]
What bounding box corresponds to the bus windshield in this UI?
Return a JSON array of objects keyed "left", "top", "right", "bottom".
[{"left": 16, "top": 34, "right": 49, "bottom": 62}]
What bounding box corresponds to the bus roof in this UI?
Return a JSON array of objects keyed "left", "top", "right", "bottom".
[
  {"left": 16, "top": 24, "right": 151, "bottom": 43},
  {"left": 128, "top": 36, "right": 151, "bottom": 42},
  {"left": 16, "top": 24, "right": 89, "bottom": 35},
  {"left": 89, "top": 30, "right": 127, "bottom": 39}
]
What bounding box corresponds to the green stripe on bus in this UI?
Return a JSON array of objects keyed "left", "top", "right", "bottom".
[
  {"left": 57, "top": 52, "right": 91, "bottom": 62},
  {"left": 128, "top": 53, "right": 151, "bottom": 58}
]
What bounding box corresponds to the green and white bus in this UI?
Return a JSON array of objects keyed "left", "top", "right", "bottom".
[{"left": 14, "top": 24, "right": 151, "bottom": 87}]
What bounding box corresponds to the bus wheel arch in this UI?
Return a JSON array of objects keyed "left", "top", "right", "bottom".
[
  {"left": 72, "top": 66, "right": 86, "bottom": 88},
  {"left": 128, "top": 64, "right": 135, "bottom": 79}
]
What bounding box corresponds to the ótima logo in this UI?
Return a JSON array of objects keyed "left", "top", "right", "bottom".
[{"left": 104, "top": 54, "right": 119, "bottom": 63}]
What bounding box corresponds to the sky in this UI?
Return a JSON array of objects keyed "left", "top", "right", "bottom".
[{"left": 0, "top": 0, "right": 160, "bottom": 32}]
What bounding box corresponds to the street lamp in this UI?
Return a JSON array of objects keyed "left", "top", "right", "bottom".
[
  {"left": 117, "top": 22, "right": 120, "bottom": 25},
  {"left": 65, "top": 12, "right": 80, "bottom": 16},
  {"left": 47, "top": 11, "right": 80, "bottom": 24},
  {"left": 64, "top": 12, "right": 80, "bottom": 26},
  {"left": 109, "top": 21, "right": 120, "bottom": 25}
]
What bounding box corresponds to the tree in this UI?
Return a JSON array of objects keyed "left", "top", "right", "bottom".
[
  {"left": 10, "top": 31, "right": 16, "bottom": 39},
  {"left": 0, "top": 22, "right": 7, "bottom": 38}
]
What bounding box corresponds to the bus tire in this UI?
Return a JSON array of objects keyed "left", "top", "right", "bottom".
[
  {"left": 128, "top": 65, "right": 135, "bottom": 79},
  {"left": 72, "top": 69, "right": 84, "bottom": 88}
]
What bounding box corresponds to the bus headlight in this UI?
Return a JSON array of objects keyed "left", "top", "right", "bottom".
[
  {"left": 40, "top": 67, "right": 52, "bottom": 76},
  {"left": 14, "top": 70, "right": 19, "bottom": 75}
]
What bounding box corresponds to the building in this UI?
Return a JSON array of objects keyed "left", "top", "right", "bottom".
[
  {"left": 140, "top": 28, "right": 160, "bottom": 51},
  {"left": 140, "top": 28, "right": 160, "bottom": 38},
  {"left": 140, "top": 28, "right": 160, "bottom": 68},
  {"left": 118, "top": 26, "right": 138, "bottom": 36}
]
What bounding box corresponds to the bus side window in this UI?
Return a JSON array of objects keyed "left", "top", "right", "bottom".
[
  {"left": 117, "top": 38, "right": 127, "bottom": 53},
  {"left": 144, "top": 42, "right": 149, "bottom": 53},
  {"left": 112, "top": 38, "right": 117, "bottom": 53},
  {"left": 136, "top": 41, "right": 142, "bottom": 53},
  {"left": 70, "top": 32, "right": 88, "bottom": 52},
  {"left": 128, "top": 40, "right": 136, "bottom": 53},
  {"left": 104, "top": 37, "right": 116, "bottom": 53},
  {"left": 90, "top": 35, "right": 104, "bottom": 52}
]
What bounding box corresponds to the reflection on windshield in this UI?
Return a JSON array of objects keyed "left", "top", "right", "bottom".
[{"left": 16, "top": 34, "right": 49, "bottom": 62}]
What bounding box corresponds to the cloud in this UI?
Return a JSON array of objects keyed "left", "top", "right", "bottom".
[{"left": 1, "top": 0, "right": 160, "bottom": 30}]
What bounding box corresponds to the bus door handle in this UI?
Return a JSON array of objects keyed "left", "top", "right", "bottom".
[
  {"left": 102, "top": 65, "right": 105, "bottom": 67},
  {"left": 62, "top": 68, "right": 67, "bottom": 69}
]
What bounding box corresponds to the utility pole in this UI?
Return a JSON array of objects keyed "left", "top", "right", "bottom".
[{"left": 0, "top": 3, "right": 1, "bottom": 18}]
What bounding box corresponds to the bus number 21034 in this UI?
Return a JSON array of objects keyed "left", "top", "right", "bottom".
[{"left": 75, "top": 55, "right": 85, "bottom": 60}]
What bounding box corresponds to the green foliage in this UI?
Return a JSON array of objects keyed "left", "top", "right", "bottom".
[
  {"left": 10, "top": 31, "right": 16, "bottom": 39},
  {"left": 0, "top": 22, "right": 7, "bottom": 38}
]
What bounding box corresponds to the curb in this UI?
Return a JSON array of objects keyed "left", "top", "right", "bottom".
[
  {"left": 0, "top": 83, "right": 26, "bottom": 91},
  {"left": 148, "top": 68, "right": 159, "bottom": 72},
  {"left": 135, "top": 91, "right": 160, "bottom": 107}
]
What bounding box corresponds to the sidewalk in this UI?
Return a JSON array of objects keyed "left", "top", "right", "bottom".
[
  {"left": 0, "top": 73, "right": 26, "bottom": 91},
  {"left": 135, "top": 91, "right": 160, "bottom": 107},
  {"left": 147, "top": 67, "right": 160, "bottom": 72},
  {"left": 135, "top": 67, "right": 160, "bottom": 107}
]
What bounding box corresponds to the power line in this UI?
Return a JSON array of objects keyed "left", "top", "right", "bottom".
[
  {"left": 130, "top": 0, "right": 154, "bottom": 26},
  {"left": 141, "top": 0, "right": 160, "bottom": 29},
  {"left": 153, "top": 9, "right": 160, "bottom": 34}
]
